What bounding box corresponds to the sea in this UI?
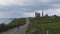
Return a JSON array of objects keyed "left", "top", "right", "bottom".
[{"left": 0, "top": 18, "right": 14, "bottom": 24}]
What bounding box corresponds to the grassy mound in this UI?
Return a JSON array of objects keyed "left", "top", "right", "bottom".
[
  {"left": 9, "top": 18, "right": 26, "bottom": 26},
  {"left": 0, "top": 18, "right": 26, "bottom": 33}
]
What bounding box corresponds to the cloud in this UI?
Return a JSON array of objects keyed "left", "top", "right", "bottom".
[
  {"left": 0, "top": 11, "right": 26, "bottom": 18},
  {"left": 0, "top": 0, "right": 40, "bottom": 6},
  {"left": 0, "top": 0, "right": 60, "bottom": 18},
  {"left": 24, "top": 13, "right": 35, "bottom": 17}
]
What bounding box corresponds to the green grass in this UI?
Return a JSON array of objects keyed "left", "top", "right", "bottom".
[
  {"left": 26, "top": 18, "right": 60, "bottom": 34},
  {"left": 8, "top": 18, "right": 26, "bottom": 26},
  {"left": 41, "top": 22, "right": 60, "bottom": 34}
]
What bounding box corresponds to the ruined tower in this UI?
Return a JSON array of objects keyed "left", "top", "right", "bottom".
[
  {"left": 35, "top": 12, "right": 40, "bottom": 18},
  {"left": 42, "top": 10, "right": 43, "bottom": 17}
]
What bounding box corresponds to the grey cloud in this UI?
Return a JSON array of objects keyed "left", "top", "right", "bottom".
[
  {"left": 0, "top": 0, "right": 60, "bottom": 18},
  {"left": 0, "top": 0, "right": 60, "bottom": 12}
]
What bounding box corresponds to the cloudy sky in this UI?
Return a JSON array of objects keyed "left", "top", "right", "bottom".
[{"left": 0, "top": 0, "right": 60, "bottom": 18}]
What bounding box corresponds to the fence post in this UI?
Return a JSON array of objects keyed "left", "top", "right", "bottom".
[{"left": 47, "top": 30, "right": 49, "bottom": 34}]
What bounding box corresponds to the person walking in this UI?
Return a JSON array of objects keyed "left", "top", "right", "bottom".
[{"left": 16, "top": 24, "right": 20, "bottom": 30}]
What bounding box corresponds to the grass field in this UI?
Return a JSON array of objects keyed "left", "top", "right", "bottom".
[
  {"left": 40, "top": 22, "right": 60, "bottom": 34},
  {"left": 26, "top": 17, "right": 60, "bottom": 34}
]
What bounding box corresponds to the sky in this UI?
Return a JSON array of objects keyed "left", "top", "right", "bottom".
[{"left": 0, "top": 0, "right": 60, "bottom": 18}]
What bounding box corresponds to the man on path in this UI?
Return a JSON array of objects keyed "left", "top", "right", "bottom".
[{"left": 16, "top": 24, "right": 20, "bottom": 30}]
